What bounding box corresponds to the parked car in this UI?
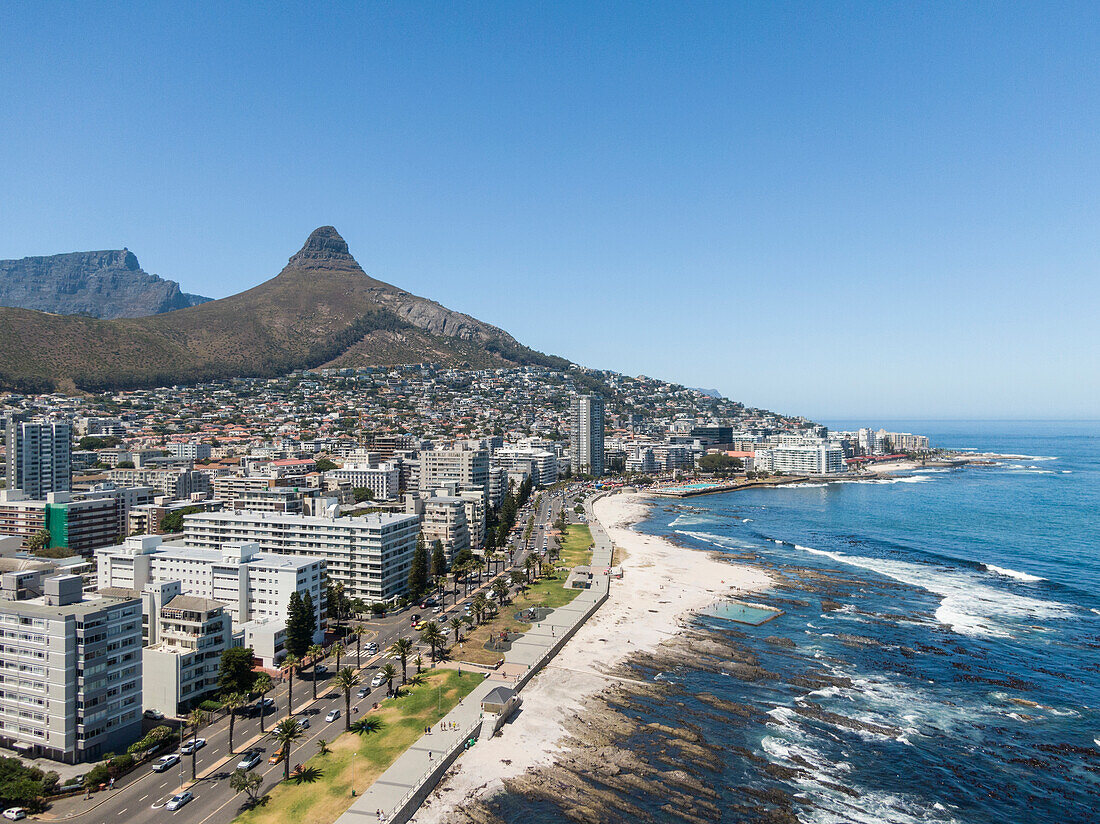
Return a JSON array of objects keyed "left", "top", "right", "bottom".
[
  {"left": 236, "top": 750, "right": 262, "bottom": 771},
  {"left": 325, "top": 709, "right": 340, "bottom": 723},
  {"left": 180, "top": 737, "right": 206, "bottom": 755},
  {"left": 143, "top": 709, "right": 165, "bottom": 720},
  {"left": 152, "top": 754, "right": 180, "bottom": 772},
  {"left": 410, "top": 614, "right": 421, "bottom": 623},
  {"left": 166, "top": 791, "right": 194, "bottom": 811},
  {"left": 3, "top": 809, "right": 27, "bottom": 821}
]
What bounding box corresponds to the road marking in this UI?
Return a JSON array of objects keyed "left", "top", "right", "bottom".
[
  {"left": 140, "top": 794, "right": 148, "bottom": 801},
  {"left": 118, "top": 809, "right": 127, "bottom": 815}
]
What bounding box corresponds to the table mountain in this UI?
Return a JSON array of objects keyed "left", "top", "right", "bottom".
[
  {"left": 0, "top": 226, "right": 566, "bottom": 392},
  {"left": 0, "top": 248, "right": 211, "bottom": 318}
]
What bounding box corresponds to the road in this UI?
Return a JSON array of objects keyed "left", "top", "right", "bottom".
[{"left": 45, "top": 483, "right": 587, "bottom": 824}]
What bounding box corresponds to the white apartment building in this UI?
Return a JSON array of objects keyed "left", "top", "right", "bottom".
[
  {"left": 405, "top": 493, "right": 470, "bottom": 562},
  {"left": 5, "top": 416, "right": 72, "bottom": 499},
  {"left": 326, "top": 461, "right": 401, "bottom": 500},
  {"left": 96, "top": 536, "right": 325, "bottom": 640},
  {"left": 753, "top": 444, "right": 847, "bottom": 475},
  {"left": 419, "top": 446, "right": 490, "bottom": 495},
  {"left": 180, "top": 510, "right": 420, "bottom": 603},
  {"left": 0, "top": 572, "right": 142, "bottom": 764},
  {"left": 570, "top": 395, "right": 605, "bottom": 477},
  {"left": 492, "top": 448, "right": 559, "bottom": 487},
  {"left": 167, "top": 442, "right": 213, "bottom": 462},
  {"left": 142, "top": 592, "right": 233, "bottom": 717}
]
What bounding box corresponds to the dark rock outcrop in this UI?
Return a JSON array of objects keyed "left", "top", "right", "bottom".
[{"left": 0, "top": 249, "right": 210, "bottom": 318}]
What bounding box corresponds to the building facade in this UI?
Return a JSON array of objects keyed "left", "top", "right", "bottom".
[
  {"left": 570, "top": 395, "right": 606, "bottom": 477},
  {"left": 5, "top": 417, "right": 72, "bottom": 499}
]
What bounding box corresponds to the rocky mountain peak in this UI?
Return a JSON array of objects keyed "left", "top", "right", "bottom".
[{"left": 286, "top": 226, "right": 355, "bottom": 268}]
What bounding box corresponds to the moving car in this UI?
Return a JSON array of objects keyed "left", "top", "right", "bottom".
[
  {"left": 180, "top": 737, "right": 206, "bottom": 755},
  {"left": 268, "top": 748, "right": 285, "bottom": 765},
  {"left": 325, "top": 709, "right": 340, "bottom": 722},
  {"left": 166, "top": 791, "right": 194, "bottom": 811},
  {"left": 299, "top": 718, "right": 311, "bottom": 729},
  {"left": 236, "top": 750, "right": 262, "bottom": 770},
  {"left": 356, "top": 687, "right": 369, "bottom": 698},
  {"left": 365, "top": 642, "right": 379, "bottom": 653},
  {"left": 315, "top": 664, "right": 328, "bottom": 675},
  {"left": 370, "top": 673, "right": 385, "bottom": 688},
  {"left": 3, "top": 809, "right": 27, "bottom": 821},
  {"left": 152, "top": 754, "right": 180, "bottom": 772}
]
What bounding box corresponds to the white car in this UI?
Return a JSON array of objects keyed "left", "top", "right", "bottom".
[
  {"left": 236, "top": 750, "right": 262, "bottom": 770},
  {"left": 326, "top": 709, "right": 340, "bottom": 722},
  {"left": 166, "top": 791, "right": 194, "bottom": 811},
  {"left": 3, "top": 809, "right": 27, "bottom": 821},
  {"left": 180, "top": 737, "right": 206, "bottom": 755},
  {"left": 370, "top": 673, "right": 385, "bottom": 688},
  {"left": 152, "top": 753, "right": 180, "bottom": 772}
]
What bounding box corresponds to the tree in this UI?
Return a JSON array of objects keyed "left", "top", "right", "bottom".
[
  {"left": 472, "top": 594, "right": 489, "bottom": 624},
  {"left": 332, "top": 642, "right": 345, "bottom": 673},
  {"left": 280, "top": 654, "right": 300, "bottom": 715},
  {"left": 430, "top": 540, "right": 447, "bottom": 581},
  {"left": 327, "top": 582, "right": 349, "bottom": 629},
  {"left": 352, "top": 487, "right": 374, "bottom": 503},
  {"left": 698, "top": 453, "right": 743, "bottom": 474},
  {"left": 307, "top": 644, "right": 325, "bottom": 700},
  {"left": 420, "top": 622, "right": 445, "bottom": 661},
  {"left": 510, "top": 569, "right": 527, "bottom": 591},
  {"left": 449, "top": 616, "right": 464, "bottom": 643},
  {"left": 380, "top": 663, "right": 397, "bottom": 696},
  {"left": 270, "top": 718, "right": 304, "bottom": 783},
  {"left": 219, "top": 647, "right": 256, "bottom": 697},
  {"left": 316, "top": 739, "right": 330, "bottom": 756},
  {"left": 335, "top": 668, "right": 360, "bottom": 732},
  {"left": 315, "top": 458, "right": 338, "bottom": 473},
  {"left": 0, "top": 755, "right": 58, "bottom": 808},
  {"left": 186, "top": 709, "right": 207, "bottom": 780},
  {"left": 254, "top": 674, "right": 273, "bottom": 733},
  {"left": 407, "top": 534, "right": 429, "bottom": 600},
  {"left": 524, "top": 556, "right": 536, "bottom": 583},
  {"left": 222, "top": 693, "right": 246, "bottom": 754},
  {"left": 284, "top": 592, "right": 311, "bottom": 659},
  {"left": 352, "top": 625, "right": 367, "bottom": 668},
  {"left": 229, "top": 768, "right": 263, "bottom": 805},
  {"left": 25, "top": 529, "right": 51, "bottom": 554},
  {"left": 492, "top": 579, "right": 510, "bottom": 604},
  {"left": 389, "top": 637, "right": 414, "bottom": 685}
]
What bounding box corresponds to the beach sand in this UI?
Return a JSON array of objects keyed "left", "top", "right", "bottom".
[{"left": 415, "top": 492, "right": 771, "bottom": 822}]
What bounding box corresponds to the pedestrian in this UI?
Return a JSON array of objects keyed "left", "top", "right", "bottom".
[{"left": 109, "top": 777, "right": 115, "bottom": 790}]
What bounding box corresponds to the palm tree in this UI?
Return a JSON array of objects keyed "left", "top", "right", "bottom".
[
  {"left": 307, "top": 644, "right": 325, "bottom": 699},
  {"left": 332, "top": 642, "right": 345, "bottom": 672},
  {"left": 474, "top": 558, "right": 485, "bottom": 584},
  {"left": 420, "top": 621, "right": 445, "bottom": 661},
  {"left": 449, "top": 616, "right": 464, "bottom": 644},
  {"left": 280, "top": 654, "right": 300, "bottom": 715},
  {"left": 270, "top": 717, "right": 304, "bottom": 782},
  {"left": 472, "top": 594, "right": 489, "bottom": 624},
  {"left": 254, "top": 674, "right": 273, "bottom": 733},
  {"left": 222, "top": 692, "right": 246, "bottom": 754},
  {"left": 389, "top": 637, "right": 414, "bottom": 685},
  {"left": 316, "top": 738, "right": 330, "bottom": 756},
  {"left": 492, "top": 579, "right": 509, "bottom": 604},
  {"left": 334, "top": 667, "right": 360, "bottom": 732},
  {"left": 352, "top": 625, "right": 367, "bottom": 668},
  {"left": 380, "top": 663, "right": 397, "bottom": 696},
  {"left": 415, "top": 653, "right": 423, "bottom": 674},
  {"left": 524, "top": 555, "right": 536, "bottom": 583},
  {"left": 186, "top": 708, "right": 207, "bottom": 780}
]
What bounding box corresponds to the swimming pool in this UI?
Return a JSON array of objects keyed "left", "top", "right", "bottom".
[{"left": 699, "top": 599, "right": 783, "bottom": 626}]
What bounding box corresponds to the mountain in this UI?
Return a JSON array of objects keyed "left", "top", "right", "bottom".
[
  {"left": 0, "top": 249, "right": 211, "bottom": 319},
  {"left": 0, "top": 227, "right": 566, "bottom": 393}
]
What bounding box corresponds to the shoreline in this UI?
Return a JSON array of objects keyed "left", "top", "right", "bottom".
[{"left": 414, "top": 493, "right": 772, "bottom": 822}]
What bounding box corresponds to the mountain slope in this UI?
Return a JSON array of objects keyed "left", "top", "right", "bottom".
[
  {"left": 0, "top": 227, "right": 565, "bottom": 392},
  {"left": 0, "top": 249, "right": 210, "bottom": 318}
]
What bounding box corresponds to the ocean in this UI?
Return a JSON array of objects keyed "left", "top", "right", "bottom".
[{"left": 482, "top": 420, "right": 1100, "bottom": 824}]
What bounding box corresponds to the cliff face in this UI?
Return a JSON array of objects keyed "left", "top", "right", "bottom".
[{"left": 0, "top": 249, "right": 211, "bottom": 318}]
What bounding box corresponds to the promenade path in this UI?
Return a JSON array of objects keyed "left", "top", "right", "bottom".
[{"left": 335, "top": 497, "right": 615, "bottom": 824}]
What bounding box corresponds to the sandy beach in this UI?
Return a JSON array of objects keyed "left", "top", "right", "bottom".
[{"left": 415, "top": 492, "right": 772, "bottom": 822}]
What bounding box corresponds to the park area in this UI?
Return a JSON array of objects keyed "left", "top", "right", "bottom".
[
  {"left": 232, "top": 668, "right": 483, "bottom": 824},
  {"left": 453, "top": 524, "right": 594, "bottom": 665}
]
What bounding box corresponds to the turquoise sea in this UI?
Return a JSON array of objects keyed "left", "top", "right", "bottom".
[{"left": 488, "top": 420, "right": 1100, "bottom": 823}]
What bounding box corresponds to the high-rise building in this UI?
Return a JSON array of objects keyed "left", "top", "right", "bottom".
[
  {"left": 419, "top": 446, "right": 490, "bottom": 495},
  {"left": 570, "top": 395, "right": 606, "bottom": 477},
  {"left": 5, "top": 416, "right": 72, "bottom": 499},
  {"left": 0, "top": 571, "right": 143, "bottom": 763}
]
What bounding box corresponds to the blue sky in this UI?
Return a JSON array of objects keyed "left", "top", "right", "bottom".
[{"left": 2, "top": 2, "right": 1098, "bottom": 419}]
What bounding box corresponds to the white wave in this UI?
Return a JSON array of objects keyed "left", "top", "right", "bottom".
[
  {"left": 1062, "top": 470, "right": 1073, "bottom": 474},
  {"left": 788, "top": 543, "right": 1072, "bottom": 637},
  {"left": 834, "top": 475, "right": 930, "bottom": 485},
  {"left": 1091, "top": 609, "right": 1100, "bottom": 617},
  {"left": 793, "top": 482, "right": 829, "bottom": 488},
  {"left": 983, "top": 564, "right": 1045, "bottom": 583}
]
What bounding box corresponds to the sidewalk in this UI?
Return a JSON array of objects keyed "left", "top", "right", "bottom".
[{"left": 335, "top": 499, "right": 615, "bottom": 824}]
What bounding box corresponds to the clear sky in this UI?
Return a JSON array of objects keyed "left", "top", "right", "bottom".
[{"left": 2, "top": 2, "right": 1098, "bottom": 420}]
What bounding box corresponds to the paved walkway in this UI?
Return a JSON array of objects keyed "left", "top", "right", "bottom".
[{"left": 334, "top": 497, "right": 616, "bottom": 824}]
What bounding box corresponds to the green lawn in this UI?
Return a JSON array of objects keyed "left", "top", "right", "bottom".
[
  {"left": 451, "top": 525, "right": 594, "bottom": 664},
  {"left": 232, "top": 669, "right": 482, "bottom": 824}
]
